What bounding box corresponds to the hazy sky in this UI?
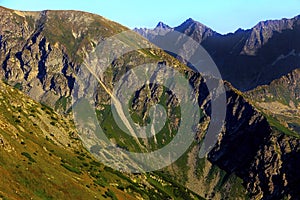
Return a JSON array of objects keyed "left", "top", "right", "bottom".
[{"left": 1, "top": 0, "right": 300, "bottom": 33}]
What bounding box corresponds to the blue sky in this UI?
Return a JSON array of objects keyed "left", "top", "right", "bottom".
[{"left": 1, "top": 0, "right": 300, "bottom": 33}]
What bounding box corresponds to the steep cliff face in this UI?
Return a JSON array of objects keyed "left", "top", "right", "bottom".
[
  {"left": 246, "top": 132, "right": 300, "bottom": 199},
  {"left": 208, "top": 85, "right": 300, "bottom": 200},
  {"left": 170, "top": 81, "right": 270, "bottom": 199},
  {"left": 163, "top": 80, "right": 300, "bottom": 199},
  {"left": 209, "top": 87, "right": 272, "bottom": 174},
  {"left": 0, "top": 7, "right": 126, "bottom": 109}
]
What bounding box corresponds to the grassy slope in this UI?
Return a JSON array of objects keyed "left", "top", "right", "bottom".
[{"left": 0, "top": 81, "right": 204, "bottom": 200}]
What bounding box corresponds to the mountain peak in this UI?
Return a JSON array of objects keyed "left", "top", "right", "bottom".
[
  {"left": 177, "top": 17, "right": 208, "bottom": 30},
  {"left": 173, "top": 18, "right": 215, "bottom": 43},
  {"left": 155, "top": 21, "right": 171, "bottom": 29},
  {"left": 186, "top": 18, "right": 196, "bottom": 23},
  {"left": 179, "top": 18, "right": 197, "bottom": 26}
]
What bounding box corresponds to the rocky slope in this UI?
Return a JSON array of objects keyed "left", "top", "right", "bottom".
[
  {"left": 0, "top": 6, "right": 128, "bottom": 110},
  {"left": 1, "top": 6, "right": 300, "bottom": 200},
  {"left": 246, "top": 68, "right": 300, "bottom": 134},
  {"left": 134, "top": 15, "right": 300, "bottom": 199},
  {"left": 167, "top": 78, "right": 300, "bottom": 199},
  {"left": 136, "top": 15, "right": 300, "bottom": 91},
  {"left": 209, "top": 84, "right": 300, "bottom": 199}
]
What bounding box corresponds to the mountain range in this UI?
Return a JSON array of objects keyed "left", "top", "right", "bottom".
[
  {"left": 0, "top": 5, "right": 300, "bottom": 200},
  {"left": 135, "top": 15, "right": 300, "bottom": 91}
]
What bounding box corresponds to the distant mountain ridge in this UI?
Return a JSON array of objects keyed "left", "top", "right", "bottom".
[
  {"left": 135, "top": 15, "right": 300, "bottom": 91},
  {"left": 133, "top": 21, "right": 173, "bottom": 40},
  {"left": 241, "top": 15, "right": 300, "bottom": 55}
]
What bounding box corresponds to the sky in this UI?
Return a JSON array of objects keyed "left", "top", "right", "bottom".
[{"left": 0, "top": 0, "right": 300, "bottom": 34}]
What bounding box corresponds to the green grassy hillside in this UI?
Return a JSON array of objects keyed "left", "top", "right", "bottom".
[{"left": 0, "top": 81, "right": 204, "bottom": 200}]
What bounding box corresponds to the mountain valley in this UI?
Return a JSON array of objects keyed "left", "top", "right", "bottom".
[{"left": 0, "top": 6, "right": 300, "bottom": 200}]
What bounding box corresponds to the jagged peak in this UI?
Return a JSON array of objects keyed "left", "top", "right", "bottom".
[
  {"left": 185, "top": 18, "right": 196, "bottom": 23},
  {"left": 175, "top": 17, "right": 211, "bottom": 31},
  {"left": 155, "top": 21, "right": 171, "bottom": 29},
  {"left": 181, "top": 18, "right": 197, "bottom": 26},
  {"left": 234, "top": 28, "right": 246, "bottom": 33}
]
